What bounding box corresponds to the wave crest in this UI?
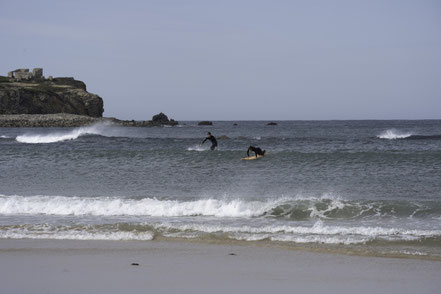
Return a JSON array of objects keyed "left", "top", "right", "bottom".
[
  {"left": 378, "top": 129, "right": 413, "bottom": 139},
  {"left": 0, "top": 195, "right": 280, "bottom": 218},
  {"left": 0, "top": 195, "right": 439, "bottom": 220},
  {"left": 15, "top": 123, "right": 112, "bottom": 144}
]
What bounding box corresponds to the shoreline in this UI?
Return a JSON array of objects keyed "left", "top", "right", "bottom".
[
  {"left": 0, "top": 113, "right": 178, "bottom": 127},
  {"left": 1, "top": 238, "right": 440, "bottom": 293}
]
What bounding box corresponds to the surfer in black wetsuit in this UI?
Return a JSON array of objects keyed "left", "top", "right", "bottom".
[
  {"left": 247, "top": 146, "right": 266, "bottom": 157},
  {"left": 202, "top": 132, "right": 218, "bottom": 150}
]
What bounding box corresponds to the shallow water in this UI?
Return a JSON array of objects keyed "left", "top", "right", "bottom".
[{"left": 1, "top": 120, "right": 440, "bottom": 258}]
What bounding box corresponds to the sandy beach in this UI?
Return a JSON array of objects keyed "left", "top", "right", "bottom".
[{"left": 0, "top": 239, "right": 440, "bottom": 294}]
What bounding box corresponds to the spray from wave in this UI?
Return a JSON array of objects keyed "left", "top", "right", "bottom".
[
  {"left": 187, "top": 145, "right": 208, "bottom": 151},
  {"left": 378, "top": 129, "right": 413, "bottom": 139},
  {"left": 15, "top": 123, "right": 113, "bottom": 144}
]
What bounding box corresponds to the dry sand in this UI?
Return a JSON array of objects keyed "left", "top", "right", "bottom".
[{"left": 0, "top": 239, "right": 440, "bottom": 294}]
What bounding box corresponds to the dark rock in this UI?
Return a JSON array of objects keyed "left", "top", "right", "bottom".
[
  {"left": 198, "top": 121, "right": 213, "bottom": 126},
  {"left": 0, "top": 71, "right": 179, "bottom": 127},
  {"left": 0, "top": 113, "right": 179, "bottom": 128},
  {"left": 150, "top": 112, "right": 178, "bottom": 126},
  {"left": 267, "top": 122, "right": 278, "bottom": 126},
  {"left": 152, "top": 112, "right": 169, "bottom": 123},
  {"left": 233, "top": 123, "right": 238, "bottom": 126},
  {"left": 0, "top": 113, "right": 104, "bottom": 127},
  {"left": 131, "top": 263, "right": 139, "bottom": 266},
  {"left": 228, "top": 253, "right": 236, "bottom": 256},
  {"left": 0, "top": 75, "right": 103, "bottom": 117}
]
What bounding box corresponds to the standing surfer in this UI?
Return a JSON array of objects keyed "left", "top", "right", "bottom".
[
  {"left": 202, "top": 132, "right": 218, "bottom": 150},
  {"left": 247, "top": 146, "right": 266, "bottom": 157}
]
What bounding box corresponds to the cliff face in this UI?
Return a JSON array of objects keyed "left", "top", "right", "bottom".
[{"left": 0, "top": 76, "right": 104, "bottom": 117}]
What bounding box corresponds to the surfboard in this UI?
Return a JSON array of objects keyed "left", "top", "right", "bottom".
[{"left": 241, "top": 153, "right": 266, "bottom": 160}]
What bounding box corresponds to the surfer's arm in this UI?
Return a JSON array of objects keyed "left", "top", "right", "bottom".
[{"left": 202, "top": 138, "right": 207, "bottom": 144}]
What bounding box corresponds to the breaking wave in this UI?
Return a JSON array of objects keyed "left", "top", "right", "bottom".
[
  {"left": 1, "top": 195, "right": 440, "bottom": 248},
  {"left": 377, "top": 129, "right": 441, "bottom": 140},
  {"left": 1, "top": 195, "right": 439, "bottom": 220},
  {"left": 15, "top": 123, "right": 115, "bottom": 144},
  {"left": 0, "top": 195, "right": 279, "bottom": 217},
  {"left": 378, "top": 129, "right": 413, "bottom": 139}
]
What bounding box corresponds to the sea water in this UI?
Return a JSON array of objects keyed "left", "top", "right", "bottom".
[{"left": 1, "top": 120, "right": 440, "bottom": 258}]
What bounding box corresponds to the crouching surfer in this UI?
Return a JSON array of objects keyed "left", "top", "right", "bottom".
[{"left": 247, "top": 146, "right": 266, "bottom": 157}]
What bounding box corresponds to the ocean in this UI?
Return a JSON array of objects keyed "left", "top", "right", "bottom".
[{"left": 1, "top": 120, "right": 440, "bottom": 258}]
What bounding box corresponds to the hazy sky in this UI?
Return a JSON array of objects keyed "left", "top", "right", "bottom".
[{"left": 1, "top": 0, "right": 440, "bottom": 120}]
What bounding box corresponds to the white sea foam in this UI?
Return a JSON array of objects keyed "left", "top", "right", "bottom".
[
  {"left": 0, "top": 195, "right": 281, "bottom": 218},
  {"left": 15, "top": 123, "right": 113, "bottom": 144},
  {"left": 187, "top": 145, "right": 208, "bottom": 151},
  {"left": 0, "top": 227, "right": 154, "bottom": 241},
  {"left": 378, "top": 129, "right": 413, "bottom": 139},
  {"left": 154, "top": 220, "right": 441, "bottom": 239},
  {"left": 1, "top": 219, "right": 438, "bottom": 244},
  {"left": 152, "top": 220, "right": 441, "bottom": 244},
  {"left": 391, "top": 250, "right": 428, "bottom": 256},
  {"left": 0, "top": 135, "right": 10, "bottom": 139}
]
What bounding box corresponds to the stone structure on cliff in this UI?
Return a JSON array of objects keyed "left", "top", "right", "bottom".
[{"left": 8, "top": 68, "right": 44, "bottom": 81}]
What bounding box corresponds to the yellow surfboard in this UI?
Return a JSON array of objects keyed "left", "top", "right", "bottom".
[{"left": 241, "top": 153, "right": 267, "bottom": 160}]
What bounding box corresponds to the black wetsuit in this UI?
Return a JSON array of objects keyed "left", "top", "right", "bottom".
[
  {"left": 202, "top": 135, "right": 218, "bottom": 150},
  {"left": 247, "top": 146, "right": 266, "bottom": 157}
]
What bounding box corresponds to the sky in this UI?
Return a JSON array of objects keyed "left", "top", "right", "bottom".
[{"left": 1, "top": 0, "right": 440, "bottom": 120}]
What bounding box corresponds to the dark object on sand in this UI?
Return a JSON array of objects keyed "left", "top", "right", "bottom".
[
  {"left": 228, "top": 253, "right": 236, "bottom": 256},
  {"left": 198, "top": 121, "right": 213, "bottom": 125},
  {"left": 131, "top": 263, "right": 139, "bottom": 266}
]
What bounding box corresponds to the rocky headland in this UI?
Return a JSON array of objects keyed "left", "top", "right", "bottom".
[
  {"left": 0, "top": 113, "right": 177, "bottom": 128},
  {"left": 0, "top": 68, "right": 178, "bottom": 127}
]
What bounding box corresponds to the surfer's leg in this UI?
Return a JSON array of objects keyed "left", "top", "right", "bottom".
[{"left": 210, "top": 144, "right": 215, "bottom": 151}]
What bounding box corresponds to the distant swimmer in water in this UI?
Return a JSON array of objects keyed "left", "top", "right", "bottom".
[
  {"left": 202, "top": 132, "right": 218, "bottom": 150},
  {"left": 247, "top": 146, "right": 266, "bottom": 157}
]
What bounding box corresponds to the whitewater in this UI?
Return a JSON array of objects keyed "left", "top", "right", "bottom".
[
  {"left": 1, "top": 120, "right": 441, "bottom": 258},
  {"left": 15, "top": 123, "right": 115, "bottom": 143}
]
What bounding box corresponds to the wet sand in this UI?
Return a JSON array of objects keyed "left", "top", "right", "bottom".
[{"left": 0, "top": 239, "right": 440, "bottom": 294}]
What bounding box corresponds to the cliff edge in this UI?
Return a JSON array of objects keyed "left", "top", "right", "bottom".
[{"left": 0, "top": 71, "right": 104, "bottom": 117}]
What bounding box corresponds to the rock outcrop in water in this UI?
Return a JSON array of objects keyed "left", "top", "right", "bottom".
[
  {"left": 0, "top": 72, "right": 104, "bottom": 117},
  {"left": 151, "top": 112, "right": 177, "bottom": 125},
  {"left": 0, "top": 113, "right": 178, "bottom": 127}
]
